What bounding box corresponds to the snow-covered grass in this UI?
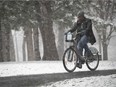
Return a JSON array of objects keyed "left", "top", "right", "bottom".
[
  {"left": 0, "top": 61, "right": 116, "bottom": 77},
  {"left": 40, "top": 74, "right": 116, "bottom": 87}
]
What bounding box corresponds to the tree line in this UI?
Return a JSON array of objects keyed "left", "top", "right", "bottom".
[{"left": 0, "top": 0, "right": 116, "bottom": 62}]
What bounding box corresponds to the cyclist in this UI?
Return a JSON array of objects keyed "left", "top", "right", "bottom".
[{"left": 68, "top": 11, "right": 96, "bottom": 68}]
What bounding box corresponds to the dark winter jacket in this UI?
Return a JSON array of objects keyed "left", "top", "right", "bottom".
[{"left": 69, "top": 18, "right": 96, "bottom": 45}]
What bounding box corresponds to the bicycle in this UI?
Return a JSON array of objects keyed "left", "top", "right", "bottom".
[{"left": 63, "top": 31, "right": 100, "bottom": 72}]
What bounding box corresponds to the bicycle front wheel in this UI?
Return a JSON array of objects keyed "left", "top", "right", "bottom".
[
  {"left": 86, "top": 47, "right": 99, "bottom": 71},
  {"left": 63, "top": 47, "right": 78, "bottom": 72}
]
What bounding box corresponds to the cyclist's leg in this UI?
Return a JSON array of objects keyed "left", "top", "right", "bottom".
[
  {"left": 77, "top": 42, "right": 83, "bottom": 56},
  {"left": 77, "top": 35, "right": 87, "bottom": 55},
  {"left": 81, "top": 35, "right": 92, "bottom": 57},
  {"left": 76, "top": 38, "right": 83, "bottom": 68},
  {"left": 76, "top": 35, "right": 87, "bottom": 67}
]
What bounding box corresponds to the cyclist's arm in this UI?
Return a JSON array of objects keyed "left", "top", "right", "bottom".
[
  {"left": 85, "top": 19, "right": 92, "bottom": 34},
  {"left": 68, "top": 22, "right": 77, "bottom": 33}
]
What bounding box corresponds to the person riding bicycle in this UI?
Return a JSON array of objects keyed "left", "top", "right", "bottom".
[{"left": 68, "top": 11, "right": 96, "bottom": 68}]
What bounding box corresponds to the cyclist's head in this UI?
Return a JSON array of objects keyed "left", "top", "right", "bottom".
[{"left": 77, "top": 11, "right": 85, "bottom": 22}]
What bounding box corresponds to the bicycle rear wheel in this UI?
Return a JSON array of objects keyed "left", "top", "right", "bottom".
[
  {"left": 86, "top": 47, "right": 99, "bottom": 71},
  {"left": 63, "top": 47, "right": 78, "bottom": 72}
]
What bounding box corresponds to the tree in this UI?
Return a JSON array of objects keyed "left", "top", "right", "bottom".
[
  {"left": 0, "top": 1, "right": 3, "bottom": 61},
  {"left": 35, "top": 1, "right": 59, "bottom": 60},
  {"left": 24, "top": 24, "right": 35, "bottom": 61},
  {"left": 0, "top": 1, "right": 14, "bottom": 61},
  {"left": 33, "top": 23, "right": 41, "bottom": 60}
]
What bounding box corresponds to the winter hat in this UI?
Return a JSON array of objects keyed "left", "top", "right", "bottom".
[{"left": 78, "top": 11, "right": 85, "bottom": 17}]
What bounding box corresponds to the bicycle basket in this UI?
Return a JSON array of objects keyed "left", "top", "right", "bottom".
[{"left": 65, "top": 32, "right": 73, "bottom": 42}]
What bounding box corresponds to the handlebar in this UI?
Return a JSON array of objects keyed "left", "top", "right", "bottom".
[
  {"left": 64, "top": 30, "right": 86, "bottom": 42},
  {"left": 65, "top": 30, "right": 85, "bottom": 36}
]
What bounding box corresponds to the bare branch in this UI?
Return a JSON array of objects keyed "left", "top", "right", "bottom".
[{"left": 106, "top": 25, "right": 115, "bottom": 40}]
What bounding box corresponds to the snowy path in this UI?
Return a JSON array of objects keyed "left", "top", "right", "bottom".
[{"left": 0, "top": 61, "right": 116, "bottom": 77}]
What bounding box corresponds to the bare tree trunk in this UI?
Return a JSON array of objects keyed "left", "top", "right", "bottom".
[
  {"left": 22, "top": 36, "right": 26, "bottom": 61},
  {"left": 1, "top": 24, "right": 10, "bottom": 62},
  {"left": 10, "top": 32, "right": 15, "bottom": 61},
  {"left": 24, "top": 26, "right": 35, "bottom": 61},
  {"left": 0, "top": 3, "right": 4, "bottom": 62},
  {"left": 0, "top": 23, "right": 3, "bottom": 62},
  {"left": 102, "top": 42, "right": 108, "bottom": 60},
  {"left": 39, "top": 22, "right": 59, "bottom": 60},
  {"left": 0, "top": 13, "right": 3, "bottom": 61},
  {"left": 39, "top": 1, "right": 59, "bottom": 60},
  {"left": 58, "top": 24, "right": 64, "bottom": 60},
  {"left": 102, "top": 27, "right": 108, "bottom": 60},
  {"left": 98, "top": 35, "right": 102, "bottom": 60},
  {"left": 33, "top": 25, "right": 41, "bottom": 60}
]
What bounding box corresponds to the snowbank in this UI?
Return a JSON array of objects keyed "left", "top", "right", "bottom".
[{"left": 41, "top": 74, "right": 116, "bottom": 87}]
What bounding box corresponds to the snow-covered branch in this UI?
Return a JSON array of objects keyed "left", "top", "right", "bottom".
[{"left": 85, "top": 15, "right": 116, "bottom": 27}]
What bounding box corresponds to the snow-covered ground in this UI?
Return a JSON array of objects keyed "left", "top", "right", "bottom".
[
  {"left": 40, "top": 74, "right": 116, "bottom": 87},
  {"left": 0, "top": 61, "right": 116, "bottom": 77}
]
